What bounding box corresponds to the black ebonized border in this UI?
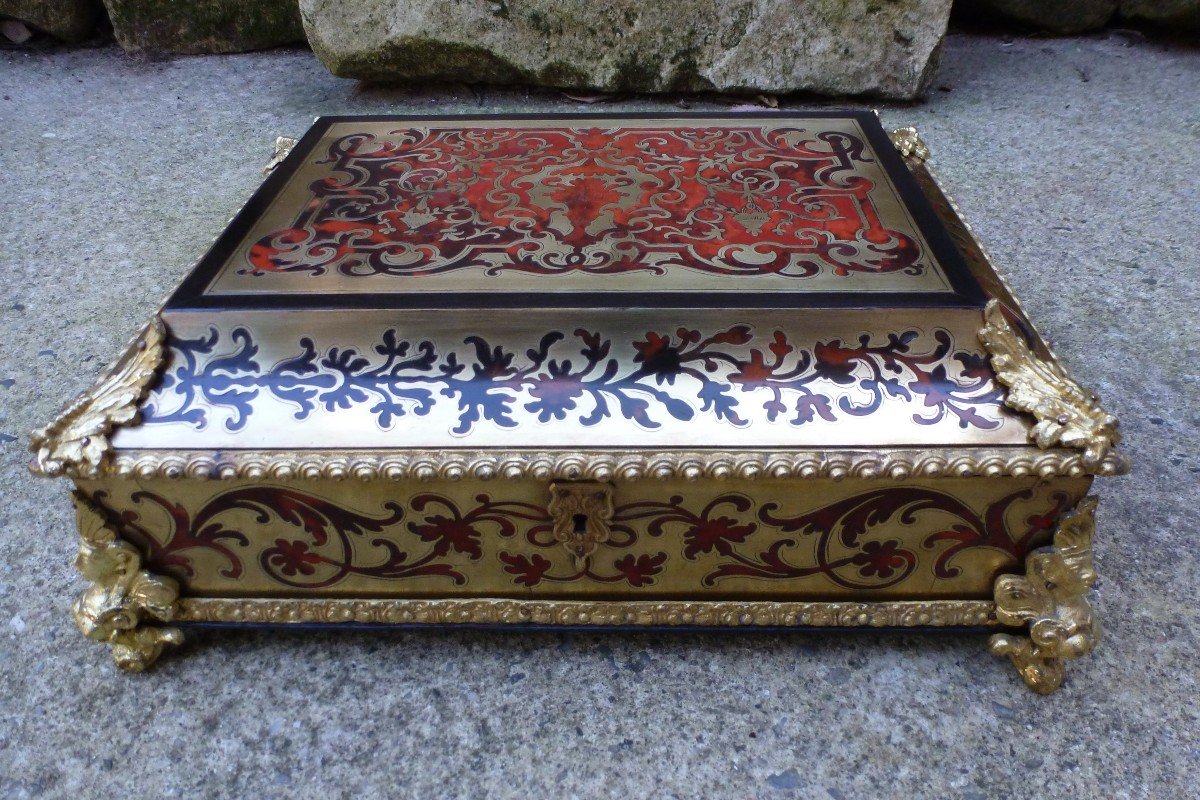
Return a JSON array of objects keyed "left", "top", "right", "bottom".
[{"left": 166, "top": 111, "right": 986, "bottom": 312}]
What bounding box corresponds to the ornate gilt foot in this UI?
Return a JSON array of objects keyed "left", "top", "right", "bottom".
[
  {"left": 71, "top": 491, "right": 183, "bottom": 671},
  {"left": 989, "top": 496, "right": 1099, "bottom": 694}
]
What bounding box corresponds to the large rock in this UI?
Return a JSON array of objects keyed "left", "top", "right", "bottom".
[
  {"left": 965, "top": 0, "right": 1117, "bottom": 32},
  {"left": 0, "top": 0, "right": 100, "bottom": 42},
  {"left": 300, "top": 0, "right": 954, "bottom": 99},
  {"left": 1121, "top": 0, "right": 1200, "bottom": 29},
  {"left": 102, "top": 0, "right": 304, "bottom": 54}
]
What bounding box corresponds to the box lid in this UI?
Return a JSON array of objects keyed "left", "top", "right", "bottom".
[{"left": 81, "top": 113, "right": 1119, "bottom": 473}]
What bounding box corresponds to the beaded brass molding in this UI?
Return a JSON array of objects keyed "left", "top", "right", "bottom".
[
  {"left": 262, "top": 135, "right": 298, "bottom": 175},
  {"left": 888, "top": 126, "right": 930, "bottom": 163},
  {"left": 71, "top": 491, "right": 183, "bottom": 671},
  {"left": 29, "top": 317, "right": 166, "bottom": 479},
  {"left": 980, "top": 301, "right": 1120, "bottom": 467},
  {"left": 989, "top": 496, "right": 1099, "bottom": 694},
  {"left": 175, "top": 597, "right": 997, "bottom": 628},
  {"left": 105, "top": 446, "right": 1129, "bottom": 482}
]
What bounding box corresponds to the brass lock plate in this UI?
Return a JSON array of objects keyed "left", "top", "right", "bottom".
[{"left": 547, "top": 481, "right": 615, "bottom": 568}]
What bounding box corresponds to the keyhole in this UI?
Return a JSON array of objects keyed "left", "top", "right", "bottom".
[{"left": 572, "top": 513, "right": 589, "bottom": 536}]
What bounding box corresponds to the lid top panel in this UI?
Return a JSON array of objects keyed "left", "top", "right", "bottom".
[{"left": 168, "top": 112, "right": 984, "bottom": 311}]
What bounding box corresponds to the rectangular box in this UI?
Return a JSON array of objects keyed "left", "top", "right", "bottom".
[{"left": 32, "top": 112, "right": 1125, "bottom": 693}]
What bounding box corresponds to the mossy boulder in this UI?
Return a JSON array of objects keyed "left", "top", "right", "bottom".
[
  {"left": 963, "top": 0, "right": 1118, "bottom": 33},
  {"left": 1120, "top": 0, "right": 1200, "bottom": 30},
  {"left": 299, "top": 0, "right": 954, "bottom": 100},
  {"left": 102, "top": 0, "right": 304, "bottom": 54},
  {"left": 0, "top": 0, "right": 101, "bottom": 42}
]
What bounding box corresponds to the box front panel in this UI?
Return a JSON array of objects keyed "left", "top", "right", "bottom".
[
  {"left": 77, "top": 475, "right": 1092, "bottom": 601},
  {"left": 114, "top": 308, "right": 1028, "bottom": 451}
]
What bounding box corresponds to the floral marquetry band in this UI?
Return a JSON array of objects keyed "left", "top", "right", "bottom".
[
  {"left": 82, "top": 477, "right": 1088, "bottom": 598},
  {"left": 140, "top": 322, "right": 1003, "bottom": 435}
]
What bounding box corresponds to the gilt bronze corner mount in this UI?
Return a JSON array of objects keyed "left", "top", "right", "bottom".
[
  {"left": 71, "top": 491, "right": 182, "bottom": 671},
  {"left": 990, "top": 496, "right": 1100, "bottom": 694}
]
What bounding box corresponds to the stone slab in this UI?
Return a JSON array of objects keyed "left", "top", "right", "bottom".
[
  {"left": 102, "top": 0, "right": 304, "bottom": 54},
  {"left": 0, "top": 0, "right": 99, "bottom": 42},
  {"left": 300, "top": 0, "right": 954, "bottom": 100},
  {"left": 1121, "top": 0, "right": 1200, "bottom": 29}
]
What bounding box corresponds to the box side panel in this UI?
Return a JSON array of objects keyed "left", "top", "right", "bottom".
[{"left": 76, "top": 475, "right": 1092, "bottom": 602}]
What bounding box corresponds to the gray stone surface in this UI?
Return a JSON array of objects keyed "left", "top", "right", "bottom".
[
  {"left": 1121, "top": 0, "right": 1200, "bottom": 29},
  {"left": 1, "top": 33, "right": 1198, "bottom": 800},
  {"left": 102, "top": 0, "right": 304, "bottom": 54},
  {"left": 0, "top": 0, "right": 100, "bottom": 42},
  {"left": 300, "top": 0, "right": 953, "bottom": 99}
]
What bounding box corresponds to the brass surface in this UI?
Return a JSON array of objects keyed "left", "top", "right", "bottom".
[
  {"left": 71, "top": 491, "right": 183, "bottom": 671},
  {"left": 989, "top": 497, "right": 1100, "bottom": 694},
  {"left": 980, "top": 301, "right": 1120, "bottom": 466},
  {"left": 206, "top": 116, "right": 953, "bottom": 297},
  {"left": 116, "top": 307, "right": 1026, "bottom": 450},
  {"left": 175, "top": 597, "right": 997, "bottom": 627},
  {"left": 29, "top": 317, "right": 166, "bottom": 478},
  {"left": 78, "top": 475, "right": 1092, "bottom": 600}
]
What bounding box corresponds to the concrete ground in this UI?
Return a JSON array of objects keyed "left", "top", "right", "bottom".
[{"left": 0, "top": 31, "right": 1197, "bottom": 800}]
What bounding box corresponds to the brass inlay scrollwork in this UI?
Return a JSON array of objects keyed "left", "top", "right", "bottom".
[
  {"left": 989, "top": 496, "right": 1099, "bottom": 694},
  {"left": 71, "top": 492, "right": 182, "bottom": 671},
  {"left": 980, "top": 300, "right": 1120, "bottom": 466},
  {"left": 29, "top": 317, "right": 166, "bottom": 478}
]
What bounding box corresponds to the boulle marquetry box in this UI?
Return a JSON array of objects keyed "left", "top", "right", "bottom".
[{"left": 31, "top": 112, "right": 1126, "bottom": 693}]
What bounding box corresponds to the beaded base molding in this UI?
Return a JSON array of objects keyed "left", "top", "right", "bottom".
[{"left": 32, "top": 113, "right": 1125, "bottom": 694}]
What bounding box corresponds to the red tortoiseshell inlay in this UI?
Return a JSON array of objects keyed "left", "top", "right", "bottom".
[{"left": 199, "top": 117, "right": 956, "bottom": 296}]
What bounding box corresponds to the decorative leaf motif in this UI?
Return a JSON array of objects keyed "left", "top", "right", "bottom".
[
  {"left": 30, "top": 318, "right": 167, "bottom": 477},
  {"left": 989, "top": 497, "right": 1100, "bottom": 694},
  {"left": 70, "top": 492, "right": 182, "bottom": 671},
  {"left": 142, "top": 323, "right": 1005, "bottom": 437},
  {"left": 979, "top": 300, "right": 1120, "bottom": 465}
]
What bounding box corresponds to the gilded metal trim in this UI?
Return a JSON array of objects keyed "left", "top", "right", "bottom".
[
  {"left": 989, "top": 496, "right": 1099, "bottom": 694},
  {"left": 262, "top": 135, "right": 298, "bottom": 175},
  {"left": 980, "top": 301, "right": 1120, "bottom": 467},
  {"left": 106, "top": 446, "right": 1129, "bottom": 482},
  {"left": 175, "top": 597, "right": 997, "bottom": 628},
  {"left": 888, "top": 126, "right": 930, "bottom": 163},
  {"left": 29, "top": 317, "right": 166, "bottom": 478},
  {"left": 71, "top": 491, "right": 182, "bottom": 671},
  {"left": 892, "top": 126, "right": 1123, "bottom": 469}
]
